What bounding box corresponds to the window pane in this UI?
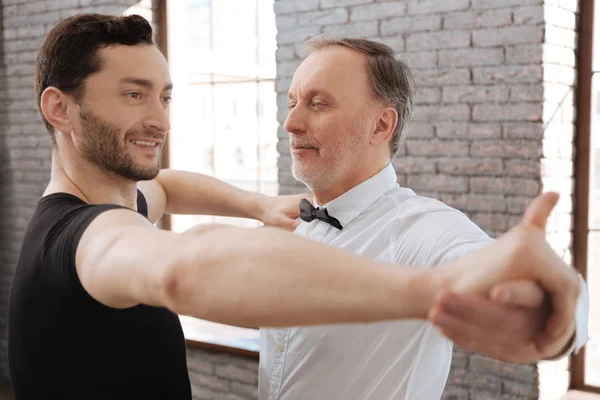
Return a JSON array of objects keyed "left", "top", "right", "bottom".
[
  {"left": 259, "top": 80, "right": 279, "bottom": 194},
  {"left": 585, "top": 0, "right": 600, "bottom": 387},
  {"left": 166, "top": 0, "right": 277, "bottom": 350}
]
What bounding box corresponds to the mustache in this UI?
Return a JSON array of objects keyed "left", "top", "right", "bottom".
[
  {"left": 125, "top": 130, "right": 166, "bottom": 141},
  {"left": 290, "top": 138, "right": 319, "bottom": 149}
]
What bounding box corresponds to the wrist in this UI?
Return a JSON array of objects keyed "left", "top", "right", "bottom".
[
  {"left": 243, "top": 192, "right": 268, "bottom": 221},
  {"left": 413, "top": 267, "right": 453, "bottom": 319}
]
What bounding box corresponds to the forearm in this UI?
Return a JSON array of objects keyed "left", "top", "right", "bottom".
[
  {"left": 156, "top": 169, "right": 263, "bottom": 220},
  {"left": 164, "top": 226, "right": 442, "bottom": 328}
]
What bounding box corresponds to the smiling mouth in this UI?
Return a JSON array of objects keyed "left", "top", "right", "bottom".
[{"left": 129, "top": 139, "right": 160, "bottom": 148}]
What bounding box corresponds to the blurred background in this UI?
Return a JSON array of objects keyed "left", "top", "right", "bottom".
[{"left": 0, "top": 0, "right": 597, "bottom": 399}]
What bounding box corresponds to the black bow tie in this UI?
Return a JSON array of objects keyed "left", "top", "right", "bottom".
[{"left": 299, "top": 198, "right": 343, "bottom": 230}]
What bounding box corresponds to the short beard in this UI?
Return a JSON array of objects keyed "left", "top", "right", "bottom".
[{"left": 79, "top": 107, "right": 161, "bottom": 181}]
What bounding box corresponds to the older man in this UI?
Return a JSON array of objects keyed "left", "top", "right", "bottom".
[{"left": 259, "top": 37, "right": 588, "bottom": 400}]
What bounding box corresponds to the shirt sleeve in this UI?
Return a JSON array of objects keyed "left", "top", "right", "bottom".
[
  {"left": 42, "top": 203, "right": 126, "bottom": 294},
  {"left": 393, "top": 201, "right": 589, "bottom": 359}
]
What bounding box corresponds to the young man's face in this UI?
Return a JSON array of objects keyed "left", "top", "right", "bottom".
[
  {"left": 70, "top": 44, "right": 172, "bottom": 181},
  {"left": 285, "top": 46, "right": 380, "bottom": 192}
]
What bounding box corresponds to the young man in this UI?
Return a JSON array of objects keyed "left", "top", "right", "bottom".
[
  {"left": 8, "top": 14, "right": 583, "bottom": 400},
  {"left": 259, "top": 37, "right": 589, "bottom": 399}
]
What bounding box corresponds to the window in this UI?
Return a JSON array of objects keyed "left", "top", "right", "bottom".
[
  {"left": 165, "top": 0, "right": 279, "bottom": 352},
  {"left": 573, "top": 0, "right": 600, "bottom": 392}
]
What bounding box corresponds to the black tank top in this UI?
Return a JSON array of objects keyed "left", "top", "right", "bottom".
[{"left": 8, "top": 191, "right": 191, "bottom": 399}]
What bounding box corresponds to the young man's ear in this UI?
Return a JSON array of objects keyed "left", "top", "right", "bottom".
[{"left": 40, "top": 87, "right": 74, "bottom": 136}]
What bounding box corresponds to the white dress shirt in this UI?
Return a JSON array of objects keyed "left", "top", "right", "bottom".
[{"left": 259, "top": 163, "right": 589, "bottom": 400}]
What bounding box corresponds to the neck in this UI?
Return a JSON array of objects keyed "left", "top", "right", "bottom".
[
  {"left": 312, "top": 160, "right": 390, "bottom": 205},
  {"left": 47, "top": 150, "right": 139, "bottom": 210}
]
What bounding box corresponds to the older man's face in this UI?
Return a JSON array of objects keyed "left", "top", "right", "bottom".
[{"left": 285, "top": 46, "right": 377, "bottom": 193}]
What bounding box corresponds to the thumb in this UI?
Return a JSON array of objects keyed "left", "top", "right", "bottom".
[{"left": 521, "top": 192, "right": 559, "bottom": 230}]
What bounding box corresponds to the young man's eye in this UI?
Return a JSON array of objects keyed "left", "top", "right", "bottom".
[
  {"left": 162, "top": 96, "right": 172, "bottom": 104},
  {"left": 125, "top": 92, "right": 142, "bottom": 99}
]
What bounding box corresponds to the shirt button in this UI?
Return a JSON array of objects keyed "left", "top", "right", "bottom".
[{"left": 277, "top": 344, "right": 285, "bottom": 353}]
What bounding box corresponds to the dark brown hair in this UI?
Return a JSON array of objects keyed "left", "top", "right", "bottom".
[
  {"left": 304, "top": 36, "right": 415, "bottom": 157},
  {"left": 35, "top": 13, "right": 155, "bottom": 144}
]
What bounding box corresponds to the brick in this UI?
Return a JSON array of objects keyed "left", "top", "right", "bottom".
[
  {"left": 276, "top": 77, "right": 293, "bottom": 93},
  {"left": 510, "top": 84, "right": 543, "bottom": 103},
  {"left": 558, "top": 0, "right": 578, "bottom": 12},
  {"left": 412, "top": 104, "right": 470, "bottom": 122},
  {"left": 405, "top": 139, "right": 470, "bottom": 156},
  {"left": 543, "top": 44, "right": 575, "bottom": 67},
  {"left": 435, "top": 122, "right": 501, "bottom": 139},
  {"left": 392, "top": 157, "right": 436, "bottom": 174},
  {"left": 443, "top": 9, "right": 512, "bottom": 29},
  {"left": 297, "top": 8, "right": 348, "bottom": 27},
  {"left": 543, "top": 121, "right": 574, "bottom": 141},
  {"left": 471, "top": 177, "right": 540, "bottom": 195},
  {"left": 506, "top": 44, "right": 543, "bottom": 65},
  {"left": 442, "top": 385, "right": 470, "bottom": 399},
  {"left": 439, "top": 48, "right": 503, "bottom": 68},
  {"left": 503, "top": 122, "right": 544, "bottom": 139},
  {"left": 440, "top": 193, "right": 506, "bottom": 212},
  {"left": 442, "top": 85, "right": 509, "bottom": 104},
  {"left": 350, "top": 2, "right": 407, "bottom": 22},
  {"left": 473, "top": 65, "right": 542, "bottom": 84},
  {"left": 473, "top": 26, "right": 543, "bottom": 47},
  {"left": 186, "top": 354, "right": 214, "bottom": 375},
  {"left": 374, "top": 35, "right": 405, "bottom": 52},
  {"left": 323, "top": 21, "right": 378, "bottom": 38},
  {"left": 470, "top": 140, "right": 542, "bottom": 159},
  {"left": 407, "top": 0, "right": 470, "bottom": 15},
  {"left": 276, "top": 15, "right": 297, "bottom": 30},
  {"left": 541, "top": 159, "right": 573, "bottom": 178},
  {"left": 230, "top": 381, "right": 258, "bottom": 398},
  {"left": 472, "top": 0, "right": 543, "bottom": 10},
  {"left": 472, "top": 103, "right": 542, "bottom": 122},
  {"left": 545, "top": 6, "right": 577, "bottom": 29},
  {"left": 381, "top": 15, "right": 442, "bottom": 36},
  {"left": 475, "top": 213, "right": 510, "bottom": 232},
  {"left": 506, "top": 160, "right": 540, "bottom": 178},
  {"left": 415, "top": 87, "right": 441, "bottom": 104},
  {"left": 404, "top": 51, "right": 437, "bottom": 68},
  {"left": 438, "top": 158, "right": 504, "bottom": 176},
  {"left": 276, "top": 46, "right": 296, "bottom": 62},
  {"left": 215, "top": 364, "right": 257, "bottom": 385},
  {"left": 407, "top": 30, "right": 470, "bottom": 51},
  {"left": 413, "top": 68, "right": 471, "bottom": 86},
  {"left": 277, "top": 26, "right": 321, "bottom": 45},
  {"left": 406, "top": 174, "right": 469, "bottom": 193},
  {"left": 451, "top": 350, "right": 470, "bottom": 369},
  {"left": 544, "top": 64, "right": 576, "bottom": 85},
  {"left": 274, "top": 0, "right": 319, "bottom": 15},
  {"left": 191, "top": 371, "right": 230, "bottom": 392},
  {"left": 321, "top": 0, "right": 372, "bottom": 8},
  {"left": 405, "top": 123, "right": 435, "bottom": 139},
  {"left": 512, "top": 5, "right": 544, "bottom": 25},
  {"left": 277, "top": 60, "right": 302, "bottom": 79},
  {"left": 545, "top": 25, "right": 577, "bottom": 48}
]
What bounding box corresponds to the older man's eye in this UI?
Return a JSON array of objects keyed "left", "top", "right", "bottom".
[{"left": 288, "top": 102, "right": 297, "bottom": 110}]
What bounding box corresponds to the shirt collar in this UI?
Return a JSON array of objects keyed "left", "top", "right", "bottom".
[{"left": 315, "top": 163, "right": 398, "bottom": 228}]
